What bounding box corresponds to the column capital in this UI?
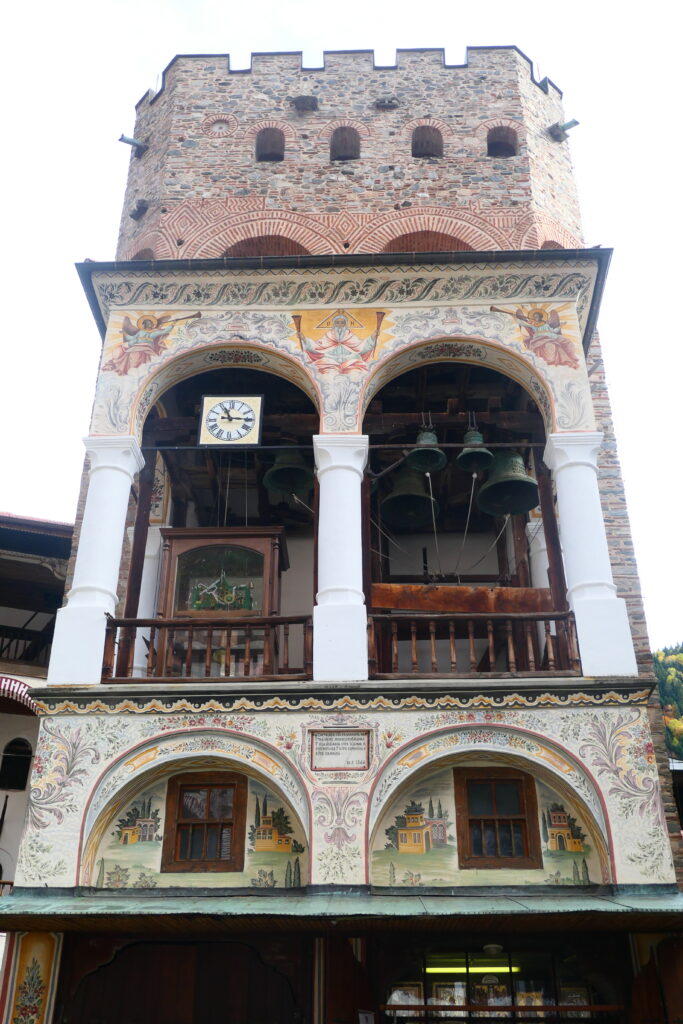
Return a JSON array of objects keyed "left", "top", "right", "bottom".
[
  {"left": 313, "top": 434, "right": 369, "bottom": 478},
  {"left": 544, "top": 431, "right": 603, "bottom": 472},
  {"left": 83, "top": 434, "right": 145, "bottom": 477}
]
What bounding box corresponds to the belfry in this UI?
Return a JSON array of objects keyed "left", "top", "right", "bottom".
[{"left": 0, "top": 45, "right": 681, "bottom": 1024}]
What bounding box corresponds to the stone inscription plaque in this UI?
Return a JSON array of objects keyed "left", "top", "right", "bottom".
[{"left": 311, "top": 730, "right": 370, "bottom": 771}]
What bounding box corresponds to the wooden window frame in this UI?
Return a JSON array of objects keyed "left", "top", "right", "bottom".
[
  {"left": 161, "top": 772, "right": 247, "bottom": 873},
  {"left": 453, "top": 767, "right": 542, "bottom": 870}
]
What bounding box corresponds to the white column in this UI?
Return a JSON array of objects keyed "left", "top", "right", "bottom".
[
  {"left": 48, "top": 436, "right": 144, "bottom": 684},
  {"left": 544, "top": 432, "right": 637, "bottom": 676},
  {"left": 129, "top": 525, "right": 162, "bottom": 677},
  {"left": 526, "top": 514, "right": 552, "bottom": 649},
  {"left": 313, "top": 434, "right": 368, "bottom": 681}
]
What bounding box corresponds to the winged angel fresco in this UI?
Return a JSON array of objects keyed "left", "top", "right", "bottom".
[
  {"left": 103, "top": 312, "right": 201, "bottom": 376},
  {"left": 491, "top": 305, "right": 579, "bottom": 370}
]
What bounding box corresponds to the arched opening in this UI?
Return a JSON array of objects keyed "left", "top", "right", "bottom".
[
  {"left": 381, "top": 231, "right": 473, "bottom": 253},
  {"left": 362, "top": 360, "right": 575, "bottom": 677},
  {"left": 255, "top": 127, "right": 285, "bottom": 162},
  {"left": 223, "top": 235, "right": 311, "bottom": 257},
  {"left": 109, "top": 365, "right": 318, "bottom": 683},
  {"left": 0, "top": 737, "right": 32, "bottom": 790},
  {"left": 487, "top": 125, "right": 519, "bottom": 158},
  {"left": 130, "top": 248, "right": 155, "bottom": 260},
  {"left": 330, "top": 126, "right": 360, "bottom": 161},
  {"left": 411, "top": 125, "right": 443, "bottom": 158},
  {"left": 541, "top": 240, "right": 565, "bottom": 250}
]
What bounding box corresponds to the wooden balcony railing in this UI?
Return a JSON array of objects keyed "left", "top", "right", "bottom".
[
  {"left": 368, "top": 611, "right": 580, "bottom": 678},
  {"left": 102, "top": 615, "right": 313, "bottom": 682}
]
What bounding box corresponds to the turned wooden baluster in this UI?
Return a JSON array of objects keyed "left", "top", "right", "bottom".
[
  {"left": 164, "top": 627, "right": 176, "bottom": 677},
  {"left": 204, "top": 628, "right": 213, "bottom": 677},
  {"left": 146, "top": 624, "right": 157, "bottom": 676},
  {"left": 429, "top": 620, "right": 438, "bottom": 672},
  {"left": 184, "top": 627, "right": 194, "bottom": 677},
  {"left": 449, "top": 621, "right": 457, "bottom": 673},
  {"left": 525, "top": 622, "right": 536, "bottom": 672},
  {"left": 545, "top": 621, "right": 556, "bottom": 670},
  {"left": 468, "top": 620, "right": 476, "bottom": 671},
  {"left": 244, "top": 626, "right": 252, "bottom": 677},
  {"left": 283, "top": 623, "right": 290, "bottom": 673},
  {"left": 568, "top": 616, "right": 581, "bottom": 672},
  {"left": 487, "top": 619, "right": 495, "bottom": 670},
  {"left": 506, "top": 620, "right": 517, "bottom": 672},
  {"left": 410, "top": 620, "right": 418, "bottom": 674}
]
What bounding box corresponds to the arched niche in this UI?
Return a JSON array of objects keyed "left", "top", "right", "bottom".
[
  {"left": 131, "top": 343, "right": 322, "bottom": 442},
  {"left": 382, "top": 231, "right": 473, "bottom": 253},
  {"left": 360, "top": 336, "right": 555, "bottom": 435},
  {"left": 368, "top": 733, "right": 612, "bottom": 886},
  {"left": 80, "top": 732, "right": 311, "bottom": 888},
  {"left": 224, "top": 235, "right": 310, "bottom": 257}
]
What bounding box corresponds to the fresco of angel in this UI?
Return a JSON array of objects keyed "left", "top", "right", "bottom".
[
  {"left": 103, "top": 311, "right": 201, "bottom": 376},
  {"left": 491, "top": 305, "right": 579, "bottom": 370}
]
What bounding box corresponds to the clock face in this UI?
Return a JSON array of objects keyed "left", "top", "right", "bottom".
[{"left": 198, "top": 395, "right": 264, "bottom": 446}]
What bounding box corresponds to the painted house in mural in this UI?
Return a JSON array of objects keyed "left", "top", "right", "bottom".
[{"left": 0, "top": 44, "right": 681, "bottom": 1024}]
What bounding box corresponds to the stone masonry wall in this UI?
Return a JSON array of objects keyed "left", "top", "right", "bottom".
[
  {"left": 116, "top": 46, "right": 582, "bottom": 259},
  {"left": 588, "top": 330, "right": 683, "bottom": 886}
]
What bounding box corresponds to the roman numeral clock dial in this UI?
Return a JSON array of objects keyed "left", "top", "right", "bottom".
[{"left": 198, "top": 396, "right": 264, "bottom": 447}]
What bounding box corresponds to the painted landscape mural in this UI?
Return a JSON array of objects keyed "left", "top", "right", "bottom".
[
  {"left": 93, "top": 776, "right": 307, "bottom": 889},
  {"left": 371, "top": 767, "right": 602, "bottom": 887}
]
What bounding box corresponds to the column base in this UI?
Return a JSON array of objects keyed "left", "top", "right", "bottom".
[
  {"left": 47, "top": 605, "right": 109, "bottom": 684},
  {"left": 572, "top": 596, "right": 639, "bottom": 677},
  {"left": 313, "top": 604, "right": 368, "bottom": 682}
]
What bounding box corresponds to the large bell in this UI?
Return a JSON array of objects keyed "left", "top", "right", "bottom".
[
  {"left": 456, "top": 428, "right": 494, "bottom": 474},
  {"left": 477, "top": 450, "right": 539, "bottom": 516},
  {"left": 263, "top": 450, "right": 314, "bottom": 494},
  {"left": 381, "top": 466, "right": 438, "bottom": 531},
  {"left": 405, "top": 428, "right": 448, "bottom": 473}
]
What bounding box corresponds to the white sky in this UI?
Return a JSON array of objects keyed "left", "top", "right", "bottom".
[{"left": 1, "top": 0, "right": 680, "bottom": 649}]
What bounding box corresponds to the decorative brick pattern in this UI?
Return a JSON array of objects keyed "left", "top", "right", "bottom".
[{"left": 116, "top": 46, "right": 583, "bottom": 260}]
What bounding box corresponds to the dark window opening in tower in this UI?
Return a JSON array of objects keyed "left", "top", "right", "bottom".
[
  {"left": 131, "top": 248, "right": 155, "bottom": 261},
  {"left": 382, "top": 231, "right": 473, "bottom": 253},
  {"left": 487, "top": 126, "right": 518, "bottom": 158},
  {"left": 0, "top": 738, "right": 32, "bottom": 790},
  {"left": 223, "top": 236, "right": 311, "bottom": 257},
  {"left": 411, "top": 126, "right": 443, "bottom": 159},
  {"left": 330, "top": 127, "right": 360, "bottom": 162},
  {"left": 255, "top": 128, "right": 285, "bottom": 163},
  {"left": 540, "top": 240, "right": 564, "bottom": 250}
]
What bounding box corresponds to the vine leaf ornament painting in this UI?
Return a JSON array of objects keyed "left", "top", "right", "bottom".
[{"left": 103, "top": 311, "right": 201, "bottom": 375}]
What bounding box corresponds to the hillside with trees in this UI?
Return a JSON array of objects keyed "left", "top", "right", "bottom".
[{"left": 655, "top": 643, "right": 683, "bottom": 758}]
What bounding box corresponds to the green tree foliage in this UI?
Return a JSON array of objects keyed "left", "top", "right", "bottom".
[
  {"left": 428, "top": 797, "right": 435, "bottom": 818},
  {"left": 292, "top": 839, "right": 305, "bottom": 854},
  {"left": 285, "top": 861, "right": 293, "bottom": 888},
  {"left": 572, "top": 860, "right": 580, "bottom": 884},
  {"left": 405, "top": 801, "right": 424, "bottom": 815},
  {"left": 262, "top": 793, "right": 269, "bottom": 816},
  {"left": 255, "top": 796, "right": 261, "bottom": 827},
  {"left": 437, "top": 799, "right": 443, "bottom": 818},
  {"left": 541, "top": 810, "right": 549, "bottom": 844},
  {"left": 293, "top": 857, "right": 301, "bottom": 887},
  {"left": 655, "top": 644, "right": 683, "bottom": 758},
  {"left": 271, "top": 807, "right": 293, "bottom": 836},
  {"left": 389, "top": 861, "right": 396, "bottom": 885}
]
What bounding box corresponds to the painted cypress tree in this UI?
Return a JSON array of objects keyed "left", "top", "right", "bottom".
[
  {"left": 437, "top": 799, "right": 443, "bottom": 818},
  {"left": 428, "top": 797, "right": 435, "bottom": 818},
  {"left": 262, "top": 793, "right": 268, "bottom": 816},
  {"left": 285, "top": 860, "right": 293, "bottom": 888},
  {"left": 572, "top": 860, "right": 580, "bottom": 884},
  {"left": 541, "top": 811, "right": 549, "bottom": 844},
  {"left": 581, "top": 858, "right": 590, "bottom": 884},
  {"left": 96, "top": 858, "right": 105, "bottom": 889},
  {"left": 255, "top": 796, "right": 261, "bottom": 827},
  {"left": 389, "top": 861, "right": 396, "bottom": 885},
  {"left": 293, "top": 856, "right": 301, "bottom": 887}
]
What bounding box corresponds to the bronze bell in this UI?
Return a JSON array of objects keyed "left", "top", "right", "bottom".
[
  {"left": 456, "top": 428, "right": 494, "bottom": 474},
  {"left": 405, "top": 428, "right": 448, "bottom": 473},
  {"left": 477, "top": 450, "right": 539, "bottom": 516},
  {"left": 263, "top": 450, "right": 314, "bottom": 494},
  {"left": 380, "top": 466, "right": 438, "bottom": 531}
]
